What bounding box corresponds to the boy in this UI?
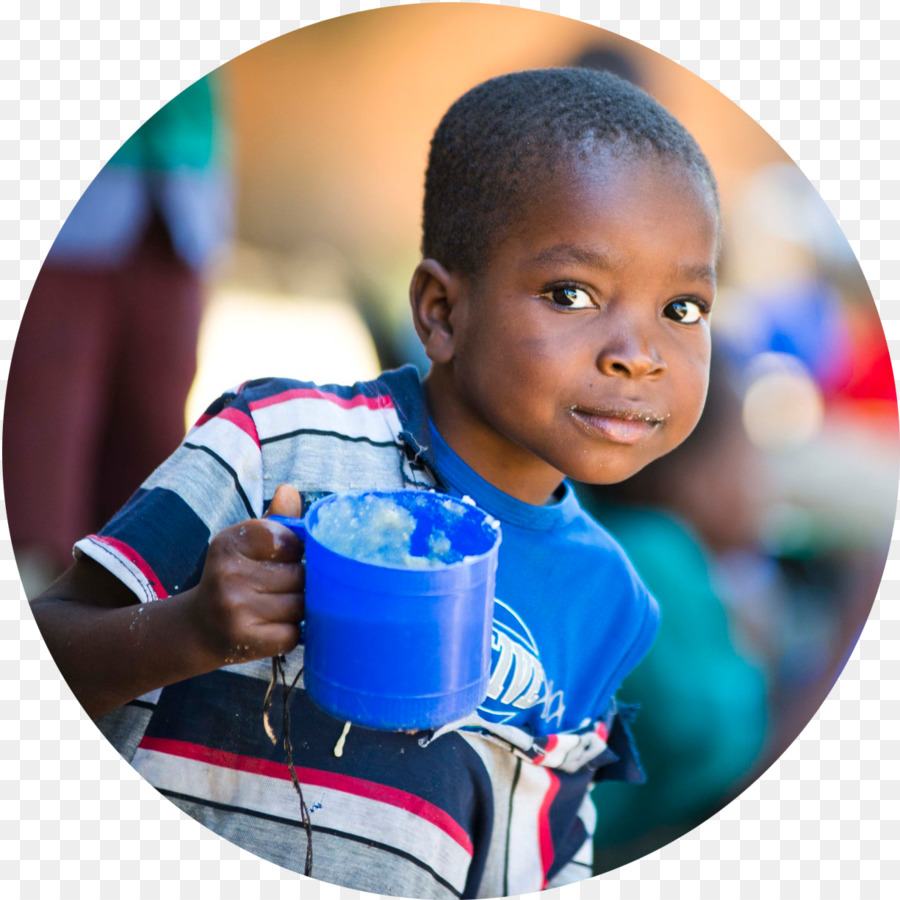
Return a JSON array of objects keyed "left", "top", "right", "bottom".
[{"left": 31, "top": 68, "right": 719, "bottom": 897}]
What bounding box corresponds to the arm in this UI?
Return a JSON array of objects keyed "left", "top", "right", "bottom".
[{"left": 31, "top": 484, "right": 305, "bottom": 721}]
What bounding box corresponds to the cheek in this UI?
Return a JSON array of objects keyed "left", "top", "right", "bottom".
[
  {"left": 672, "top": 358, "right": 711, "bottom": 436},
  {"left": 466, "top": 335, "right": 564, "bottom": 428},
  {"left": 475, "top": 321, "right": 562, "bottom": 382}
]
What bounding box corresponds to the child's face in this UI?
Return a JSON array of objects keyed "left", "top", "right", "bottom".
[{"left": 423, "top": 153, "right": 719, "bottom": 505}]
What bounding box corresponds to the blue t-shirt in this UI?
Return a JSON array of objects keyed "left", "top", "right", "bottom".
[
  {"left": 429, "top": 424, "right": 659, "bottom": 739},
  {"left": 82, "top": 367, "right": 660, "bottom": 895}
]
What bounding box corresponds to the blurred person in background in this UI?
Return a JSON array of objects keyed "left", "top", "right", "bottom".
[
  {"left": 4, "top": 73, "right": 232, "bottom": 597},
  {"left": 715, "top": 161, "right": 895, "bottom": 431},
  {"left": 568, "top": 44, "right": 644, "bottom": 85},
  {"left": 712, "top": 162, "right": 897, "bottom": 764},
  {"left": 577, "top": 351, "right": 772, "bottom": 872}
]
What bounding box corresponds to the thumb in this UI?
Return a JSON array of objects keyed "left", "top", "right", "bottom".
[{"left": 265, "top": 483, "right": 304, "bottom": 519}]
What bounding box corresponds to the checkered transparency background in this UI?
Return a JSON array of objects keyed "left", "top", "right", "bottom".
[{"left": 2, "top": 1, "right": 897, "bottom": 898}]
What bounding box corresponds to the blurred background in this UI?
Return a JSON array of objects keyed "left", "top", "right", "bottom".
[{"left": 5, "top": 4, "right": 897, "bottom": 877}]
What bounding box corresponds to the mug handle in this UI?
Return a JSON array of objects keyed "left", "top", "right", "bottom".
[
  {"left": 267, "top": 515, "right": 308, "bottom": 642},
  {"left": 267, "top": 514, "right": 308, "bottom": 542}
]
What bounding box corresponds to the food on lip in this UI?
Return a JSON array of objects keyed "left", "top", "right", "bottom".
[
  {"left": 567, "top": 406, "right": 667, "bottom": 445},
  {"left": 569, "top": 403, "right": 667, "bottom": 425}
]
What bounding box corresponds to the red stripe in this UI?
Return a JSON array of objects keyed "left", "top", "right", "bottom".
[
  {"left": 190, "top": 407, "right": 260, "bottom": 447},
  {"left": 139, "top": 736, "right": 473, "bottom": 855},
  {"left": 595, "top": 721, "right": 609, "bottom": 743},
  {"left": 215, "top": 406, "right": 261, "bottom": 448},
  {"left": 91, "top": 536, "right": 167, "bottom": 599},
  {"left": 248, "top": 387, "right": 395, "bottom": 413},
  {"left": 533, "top": 733, "right": 558, "bottom": 765},
  {"left": 538, "top": 770, "right": 561, "bottom": 888}
]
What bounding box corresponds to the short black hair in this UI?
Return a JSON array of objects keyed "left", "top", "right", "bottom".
[{"left": 422, "top": 67, "right": 719, "bottom": 275}]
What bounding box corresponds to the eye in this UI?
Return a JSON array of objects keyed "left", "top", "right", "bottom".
[
  {"left": 664, "top": 297, "right": 707, "bottom": 324},
  {"left": 543, "top": 285, "right": 594, "bottom": 309}
]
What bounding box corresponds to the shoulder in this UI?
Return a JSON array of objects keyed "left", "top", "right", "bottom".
[
  {"left": 559, "top": 495, "right": 660, "bottom": 626},
  {"left": 190, "top": 367, "right": 423, "bottom": 444},
  {"left": 195, "top": 373, "right": 395, "bottom": 420},
  {"left": 187, "top": 366, "right": 434, "bottom": 498},
  {"left": 564, "top": 494, "right": 648, "bottom": 577}
]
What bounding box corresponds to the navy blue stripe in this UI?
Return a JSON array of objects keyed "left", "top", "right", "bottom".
[
  {"left": 259, "top": 428, "right": 399, "bottom": 449},
  {"left": 100, "top": 487, "right": 210, "bottom": 594},
  {"left": 146, "top": 668, "right": 493, "bottom": 853},
  {"left": 544, "top": 769, "right": 592, "bottom": 883},
  {"left": 196, "top": 390, "right": 238, "bottom": 420},
  {"left": 240, "top": 376, "right": 391, "bottom": 404}
]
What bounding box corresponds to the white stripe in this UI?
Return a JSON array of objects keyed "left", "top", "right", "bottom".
[
  {"left": 253, "top": 396, "right": 402, "bottom": 445},
  {"left": 219, "top": 645, "right": 305, "bottom": 684},
  {"left": 73, "top": 537, "right": 158, "bottom": 604},
  {"left": 262, "top": 433, "right": 409, "bottom": 496},
  {"left": 187, "top": 413, "right": 262, "bottom": 479},
  {"left": 136, "top": 688, "right": 162, "bottom": 705},
  {"left": 505, "top": 763, "right": 553, "bottom": 893},
  {"left": 142, "top": 438, "right": 263, "bottom": 530},
  {"left": 544, "top": 730, "right": 609, "bottom": 773},
  {"left": 132, "top": 748, "right": 473, "bottom": 893},
  {"left": 460, "top": 735, "right": 547, "bottom": 895}
]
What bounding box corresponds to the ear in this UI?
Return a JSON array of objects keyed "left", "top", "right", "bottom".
[{"left": 408, "top": 259, "right": 464, "bottom": 365}]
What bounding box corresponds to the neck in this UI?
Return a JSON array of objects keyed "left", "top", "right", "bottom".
[{"left": 423, "top": 371, "right": 566, "bottom": 506}]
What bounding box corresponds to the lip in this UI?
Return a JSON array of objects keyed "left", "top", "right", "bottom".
[{"left": 568, "top": 404, "right": 666, "bottom": 445}]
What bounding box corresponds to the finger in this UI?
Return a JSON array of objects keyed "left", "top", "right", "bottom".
[
  {"left": 229, "top": 518, "right": 304, "bottom": 563},
  {"left": 265, "top": 483, "right": 304, "bottom": 519},
  {"left": 258, "top": 622, "right": 302, "bottom": 657},
  {"left": 251, "top": 590, "right": 305, "bottom": 627},
  {"left": 251, "top": 560, "right": 306, "bottom": 595},
  {"left": 235, "top": 620, "right": 302, "bottom": 662}
]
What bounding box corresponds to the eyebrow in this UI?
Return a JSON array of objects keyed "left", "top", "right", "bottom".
[
  {"left": 530, "top": 243, "right": 615, "bottom": 268},
  {"left": 673, "top": 262, "right": 717, "bottom": 286},
  {"left": 531, "top": 243, "right": 716, "bottom": 286}
]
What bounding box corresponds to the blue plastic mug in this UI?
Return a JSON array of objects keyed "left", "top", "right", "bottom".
[{"left": 269, "top": 490, "right": 501, "bottom": 731}]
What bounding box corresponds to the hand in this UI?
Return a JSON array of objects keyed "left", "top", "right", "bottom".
[{"left": 185, "top": 483, "right": 306, "bottom": 667}]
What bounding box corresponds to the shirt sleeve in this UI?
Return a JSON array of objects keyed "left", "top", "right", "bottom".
[
  {"left": 591, "top": 700, "right": 647, "bottom": 784},
  {"left": 73, "top": 387, "right": 264, "bottom": 603}
]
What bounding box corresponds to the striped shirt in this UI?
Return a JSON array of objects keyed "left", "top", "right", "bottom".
[{"left": 80, "top": 366, "right": 657, "bottom": 898}]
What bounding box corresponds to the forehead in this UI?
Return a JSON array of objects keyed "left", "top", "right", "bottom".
[{"left": 490, "top": 152, "right": 720, "bottom": 278}]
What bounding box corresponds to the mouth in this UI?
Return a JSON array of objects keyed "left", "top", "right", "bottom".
[{"left": 568, "top": 404, "right": 666, "bottom": 445}]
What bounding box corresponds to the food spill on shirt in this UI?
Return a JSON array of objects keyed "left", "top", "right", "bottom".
[{"left": 333, "top": 721, "right": 352, "bottom": 757}]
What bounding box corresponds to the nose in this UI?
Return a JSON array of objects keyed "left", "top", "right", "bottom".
[{"left": 596, "top": 327, "right": 667, "bottom": 380}]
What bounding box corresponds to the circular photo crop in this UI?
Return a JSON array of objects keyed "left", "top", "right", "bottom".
[{"left": 7, "top": 5, "right": 897, "bottom": 897}]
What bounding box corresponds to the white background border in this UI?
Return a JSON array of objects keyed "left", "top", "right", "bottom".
[{"left": 2, "top": 2, "right": 897, "bottom": 898}]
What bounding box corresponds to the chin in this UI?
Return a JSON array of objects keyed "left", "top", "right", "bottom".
[{"left": 567, "top": 455, "right": 657, "bottom": 487}]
